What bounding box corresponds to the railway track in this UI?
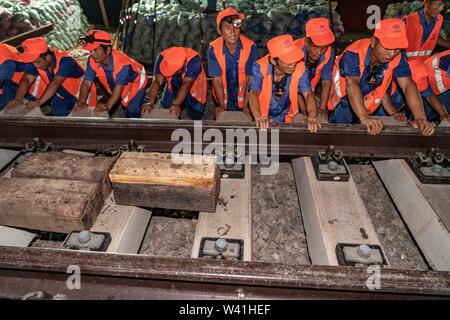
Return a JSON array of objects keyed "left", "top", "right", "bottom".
[{"left": 0, "top": 117, "right": 449, "bottom": 300}]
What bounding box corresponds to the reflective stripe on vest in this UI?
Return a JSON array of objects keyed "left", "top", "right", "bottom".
[
  {"left": 210, "top": 35, "right": 254, "bottom": 109},
  {"left": 256, "top": 55, "right": 304, "bottom": 123},
  {"left": 328, "top": 38, "right": 401, "bottom": 113},
  {"left": 161, "top": 47, "right": 207, "bottom": 105},
  {"left": 425, "top": 50, "right": 450, "bottom": 95},
  {"left": 405, "top": 12, "right": 443, "bottom": 62},
  {"left": 295, "top": 38, "right": 333, "bottom": 91}
]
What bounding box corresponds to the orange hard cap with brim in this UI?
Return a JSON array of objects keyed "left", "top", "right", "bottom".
[
  {"left": 267, "top": 35, "right": 304, "bottom": 64},
  {"left": 160, "top": 47, "right": 187, "bottom": 77},
  {"left": 216, "top": 7, "right": 245, "bottom": 27},
  {"left": 408, "top": 60, "right": 430, "bottom": 93},
  {"left": 306, "top": 18, "right": 335, "bottom": 47},
  {"left": 18, "top": 37, "right": 48, "bottom": 63},
  {"left": 81, "top": 30, "right": 112, "bottom": 51},
  {"left": 374, "top": 18, "right": 409, "bottom": 50},
  {"left": 0, "top": 43, "right": 19, "bottom": 60}
]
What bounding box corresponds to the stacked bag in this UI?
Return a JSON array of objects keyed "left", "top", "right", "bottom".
[
  {"left": 0, "top": 0, "right": 90, "bottom": 50},
  {"left": 127, "top": 0, "right": 345, "bottom": 68}
]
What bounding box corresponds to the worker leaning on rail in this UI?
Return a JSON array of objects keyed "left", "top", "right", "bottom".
[
  {"left": 404, "top": 0, "right": 450, "bottom": 62},
  {"left": 294, "top": 18, "right": 336, "bottom": 121},
  {"left": 208, "top": 7, "right": 259, "bottom": 119},
  {"left": 248, "top": 35, "right": 321, "bottom": 133},
  {"left": 74, "top": 30, "right": 148, "bottom": 118},
  {"left": 0, "top": 43, "right": 42, "bottom": 110},
  {"left": 382, "top": 59, "right": 450, "bottom": 123},
  {"left": 328, "top": 18, "right": 435, "bottom": 136},
  {"left": 142, "top": 47, "right": 207, "bottom": 120},
  {"left": 5, "top": 37, "right": 96, "bottom": 116}
]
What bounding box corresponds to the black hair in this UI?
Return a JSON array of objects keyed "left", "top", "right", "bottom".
[
  {"left": 39, "top": 49, "right": 52, "bottom": 59},
  {"left": 99, "top": 44, "right": 112, "bottom": 53}
]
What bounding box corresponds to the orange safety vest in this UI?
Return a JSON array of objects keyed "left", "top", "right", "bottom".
[
  {"left": 161, "top": 47, "right": 207, "bottom": 105},
  {"left": 32, "top": 48, "right": 96, "bottom": 106},
  {"left": 210, "top": 35, "right": 255, "bottom": 109},
  {"left": 295, "top": 38, "right": 333, "bottom": 91},
  {"left": 425, "top": 50, "right": 450, "bottom": 95},
  {"left": 328, "top": 38, "right": 401, "bottom": 114},
  {"left": 405, "top": 11, "right": 443, "bottom": 62},
  {"left": 89, "top": 49, "right": 146, "bottom": 107},
  {"left": 0, "top": 43, "right": 43, "bottom": 99},
  {"left": 256, "top": 55, "right": 304, "bottom": 123}
]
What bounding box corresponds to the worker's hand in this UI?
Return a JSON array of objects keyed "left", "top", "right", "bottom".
[
  {"left": 243, "top": 106, "right": 252, "bottom": 120},
  {"left": 317, "top": 108, "right": 328, "bottom": 121},
  {"left": 411, "top": 118, "right": 435, "bottom": 136},
  {"left": 95, "top": 103, "right": 111, "bottom": 112},
  {"left": 141, "top": 102, "right": 154, "bottom": 115},
  {"left": 73, "top": 101, "right": 88, "bottom": 112},
  {"left": 361, "top": 118, "right": 384, "bottom": 135},
  {"left": 439, "top": 113, "right": 450, "bottom": 122},
  {"left": 25, "top": 100, "right": 41, "bottom": 110},
  {"left": 392, "top": 111, "right": 408, "bottom": 124},
  {"left": 169, "top": 104, "right": 181, "bottom": 118},
  {"left": 255, "top": 115, "right": 270, "bottom": 129},
  {"left": 5, "top": 99, "right": 23, "bottom": 110},
  {"left": 307, "top": 117, "right": 321, "bottom": 133},
  {"left": 214, "top": 106, "right": 225, "bottom": 120}
]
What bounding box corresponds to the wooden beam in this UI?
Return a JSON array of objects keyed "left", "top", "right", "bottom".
[
  {"left": 1, "top": 24, "right": 54, "bottom": 47},
  {"left": 98, "top": 0, "right": 110, "bottom": 30}
]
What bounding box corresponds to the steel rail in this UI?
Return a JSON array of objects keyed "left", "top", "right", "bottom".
[
  {"left": 0, "top": 247, "right": 449, "bottom": 299},
  {"left": 0, "top": 117, "right": 449, "bottom": 157}
]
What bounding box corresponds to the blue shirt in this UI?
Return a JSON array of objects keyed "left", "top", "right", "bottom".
[
  {"left": 208, "top": 39, "right": 259, "bottom": 110},
  {"left": 84, "top": 54, "right": 138, "bottom": 91},
  {"left": 25, "top": 51, "right": 84, "bottom": 100},
  {"left": 440, "top": 53, "right": 450, "bottom": 76},
  {"left": 154, "top": 53, "right": 202, "bottom": 93},
  {"left": 418, "top": 9, "right": 439, "bottom": 46},
  {"left": 249, "top": 61, "right": 310, "bottom": 123},
  {"left": 302, "top": 46, "right": 335, "bottom": 82},
  {"left": 340, "top": 47, "right": 411, "bottom": 97},
  {"left": 0, "top": 60, "right": 27, "bottom": 92}
]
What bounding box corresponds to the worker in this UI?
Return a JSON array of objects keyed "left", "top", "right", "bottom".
[
  {"left": 74, "top": 30, "right": 147, "bottom": 118},
  {"left": 425, "top": 49, "right": 450, "bottom": 110},
  {"left": 142, "top": 47, "right": 207, "bottom": 120},
  {"left": 328, "top": 18, "right": 435, "bottom": 136},
  {"left": 6, "top": 37, "right": 96, "bottom": 116},
  {"left": 405, "top": 0, "right": 450, "bottom": 62},
  {"left": 383, "top": 60, "right": 450, "bottom": 123},
  {"left": 0, "top": 43, "right": 40, "bottom": 110},
  {"left": 295, "top": 17, "right": 335, "bottom": 121},
  {"left": 248, "top": 35, "right": 321, "bottom": 133},
  {"left": 208, "top": 7, "right": 259, "bottom": 119}
]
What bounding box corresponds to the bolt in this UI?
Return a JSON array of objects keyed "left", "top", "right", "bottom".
[
  {"left": 77, "top": 231, "right": 91, "bottom": 244},
  {"left": 357, "top": 245, "right": 371, "bottom": 259},
  {"left": 215, "top": 238, "right": 228, "bottom": 253},
  {"left": 431, "top": 164, "right": 443, "bottom": 174},
  {"left": 327, "top": 161, "right": 339, "bottom": 172}
]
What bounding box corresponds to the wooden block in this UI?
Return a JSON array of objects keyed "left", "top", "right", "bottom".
[
  {"left": 374, "top": 159, "right": 450, "bottom": 271},
  {"left": 109, "top": 152, "right": 220, "bottom": 212},
  {"left": 292, "top": 157, "right": 385, "bottom": 266},
  {"left": 68, "top": 107, "right": 109, "bottom": 119},
  {"left": 142, "top": 108, "right": 178, "bottom": 120},
  {"left": 0, "top": 149, "right": 20, "bottom": 172},
  {"left": 91, "top": 193, "right": 152, "bottom": 254},
  {"left": 0, "top": 178, "right": 104, "bottom": 233},
  {"left": 0, "top": 226, "right": 36, "bottom": 247},
  {"left": 191, "top": 157, "right": 252, "bottom": 261},
  {"left": 216, "top": 111, "right": 252, "bottom": 122},
  {"left": 11, "top": 152, "right": 116, "bottom": 202},
  {"left": 372, "top": 116, "right": 408, "bottom": 126},
  {"left": 0, "top": 103, "right": 43, "bottom": 117}
]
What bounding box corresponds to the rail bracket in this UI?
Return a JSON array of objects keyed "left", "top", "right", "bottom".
[
  {"left": 24, "top": 137, "right": 52, "bottom": 153},
  {"left": 218, "top": 146, "right": 245, "bottom": 179},
  {"left": 312, "top": 146, "right": 350, "bottom": 182},
  {"left": 199, "top": 238, "right": 243, "bottom": 261},
  {"left": 121, "top": 139, "right": 145, "bottom": 153},
  {"left": 408, "top": 148, "right": 450, "bottom": 184},
  {"left": 336, "top": 243, "right": 387, "bottom": 267}
]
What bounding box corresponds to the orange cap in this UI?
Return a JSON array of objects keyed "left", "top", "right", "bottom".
[
  {"left": 374, "top": 18, "right": 409, "bottom": 50},
  {"left": 267, "top": 35, "right": 304, "bottom": 64},
  {"left": 81, "top": 30, "right": 112, "bottom": 51},
  {"left": 408, "top": 60, "right": 429, "bottom": 93},
  {"left": 18, "top": 37, "right": 49, "bottom": 63},
  {"left": 216, "top": 7, "right": 245, "bottom": 27},
  {"left": 306, "top": 18, "right": 335, "bottom": 47},
  {"left": 0, "top": 43, "right": 19, "bottom": 60},
  {"left": 160, "top": 47, "right": 187, "bottom": 77}
]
